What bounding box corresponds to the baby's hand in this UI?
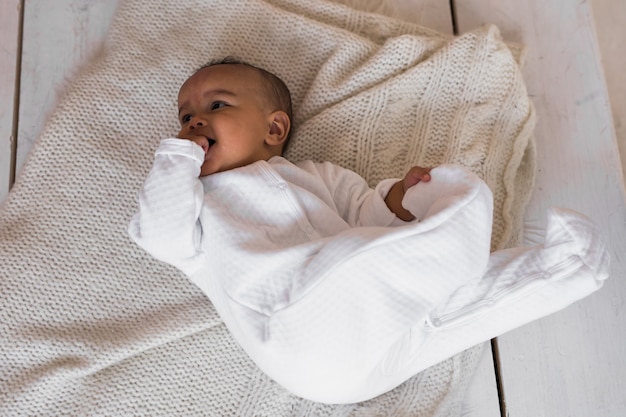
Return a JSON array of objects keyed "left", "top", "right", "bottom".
[
  {"left": 401, "top": 166, "right": 432, "bottom": 192},
  {"left": 385, "top": 166, "right": 432, "bottom": 221},
  {"left": 177, "top": 133, "right": 209, "bottom": 154}
]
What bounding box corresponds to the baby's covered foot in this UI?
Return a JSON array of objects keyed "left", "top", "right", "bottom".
[{"left": 427, "top": 207, "right": 609, "bottom": 330}]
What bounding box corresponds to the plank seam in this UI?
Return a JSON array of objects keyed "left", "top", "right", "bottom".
[
  {"left": 449, "top": 0, "right": 458, "bottom": 35},
  {"left": 491, "top": 338, "right": 507, "bottom": 416},
  {"left": 9, "top": 0, "right": 25, "bottom": 189}
]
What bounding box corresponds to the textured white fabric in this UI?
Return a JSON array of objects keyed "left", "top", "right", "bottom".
[
  {"left": 129, "top": 140, "right": 608, "bottom": 403},
  {"left": 0, "top": 0, "right": 543, "bottom": 414}
]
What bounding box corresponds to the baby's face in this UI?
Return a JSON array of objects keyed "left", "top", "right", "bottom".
[{"left": 177, "top": 64, "right": 276, "bottom": 176}]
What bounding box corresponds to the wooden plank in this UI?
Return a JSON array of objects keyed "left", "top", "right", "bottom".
[
  {"left": 590, "top": 0, "right": 626, "bottom": 188},
  {"left": 0, "top": 0, "right": 21, "bottom": 204},
  {"left": 368, "top": 1, "right": 500, "bottom": 414},
  {"left": 387, "top": 0, "right": 454, "bottom": 33},
  {"left": 332, "top": 0, "right": 454, "bottom": 33},
  {"left": 15, "top": 0, "right": 120, "bottom": 182},
  {"left": 460, "top": 342, "right": 501, "bottom": 417},
  {"left": 361, "top": 1, "right": 500, "bottom": 414},
  {"left": 455, "top": 0, "right": 626, "bottom": 416},
  {"left": 387, "top": 2, "right": 500, "bottom": 415}
]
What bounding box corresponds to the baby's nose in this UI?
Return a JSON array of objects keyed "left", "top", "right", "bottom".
[{"left": 189, "top": 116, "right": 206, "bottom": 129}]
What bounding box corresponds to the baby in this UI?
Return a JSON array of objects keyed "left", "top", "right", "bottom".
[
  {"left": 129, "top": 58, "right": 607, "bottom": 404},
  {"left": 129, "top": 60, "right": 608, "bottom": 403},
  {"left": 129, "top": 59, "right": 492, "bottom": 402},
  {"left": 128, "top": 57, "right": 496, "bottom": 403},
  {"left": 175, "top": 57, "right": 432, "bottom": 222}
]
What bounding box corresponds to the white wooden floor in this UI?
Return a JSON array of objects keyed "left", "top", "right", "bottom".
[{"left": 1, "top": 1, "right": 625, "bottom": 416}]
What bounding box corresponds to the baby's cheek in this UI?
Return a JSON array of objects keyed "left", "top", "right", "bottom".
[{"left": 199, "top": 161, "right": 215, "bottom": 177}]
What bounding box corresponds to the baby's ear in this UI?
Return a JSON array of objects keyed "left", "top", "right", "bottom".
[{"left": 266, "top": 111, "right": 290, "bottom": 147}]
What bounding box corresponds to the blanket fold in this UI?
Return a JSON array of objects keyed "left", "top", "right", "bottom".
[{"left": 0, "top": 0, "right": 536, "bottom": 415}]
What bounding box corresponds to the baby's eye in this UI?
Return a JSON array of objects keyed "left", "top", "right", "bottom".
[
  {"left": 181, "top": 114, "right": 192, "bottom": 124},
  {"left": 211, "top": 101, "right": 228, "bottom": 110}
]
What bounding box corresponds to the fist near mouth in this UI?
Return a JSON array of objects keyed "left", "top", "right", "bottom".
[{"left": 177, "top": 134, "right": 210, "bottom": 154}]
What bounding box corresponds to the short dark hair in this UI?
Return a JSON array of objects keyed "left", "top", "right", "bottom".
[{"left": 197, "top": 57, "right": 293, "bottom": 152}]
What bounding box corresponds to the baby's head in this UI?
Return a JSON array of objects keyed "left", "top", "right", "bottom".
[{"left": 177, "top": 57, "right": 293, "bottom": 176}]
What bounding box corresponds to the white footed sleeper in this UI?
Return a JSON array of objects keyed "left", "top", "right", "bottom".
[{"left": 129, "top": 139, "right": 609, "bottom": 403}]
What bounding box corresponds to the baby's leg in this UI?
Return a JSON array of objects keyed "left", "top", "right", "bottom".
[{"left": 375, "top": 207, "right": 608, "bottom": 396}]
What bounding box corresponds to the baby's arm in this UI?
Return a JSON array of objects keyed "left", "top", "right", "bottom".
[
  {"left": 128, "top": 138, "right": 206, "bottom": 274},
  {"left": 384, "top": 166, "right": 432, "bottom": 221},
  {"left": 309, "top": 161, "right": 431, "bottom": 226}
]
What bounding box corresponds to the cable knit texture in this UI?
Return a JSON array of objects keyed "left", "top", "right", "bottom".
[{"left": 0, "top": 0, "right": 535, "bottom": 415}]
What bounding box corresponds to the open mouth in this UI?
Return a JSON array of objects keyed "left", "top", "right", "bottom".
[{"left": 208, "top": 139, "right": 216, "bottom": 147}]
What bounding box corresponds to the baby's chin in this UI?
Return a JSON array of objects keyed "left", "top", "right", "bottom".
[
  {"left": 199, "top": 161, "right": 236, "bottom": 176},
  {"left": 199, "top": 162, "right": 218, "bottom": 177}
]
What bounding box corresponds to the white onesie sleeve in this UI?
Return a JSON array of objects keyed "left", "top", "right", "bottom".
[
  {"left": 300, "top": 160, "right": 403, "bottom": 227},
  {"left": 128, "top": 138, "right": 207, "bottom": 274}
]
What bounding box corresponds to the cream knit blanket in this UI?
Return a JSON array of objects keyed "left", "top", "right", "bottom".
[{"left": 0, "top": 0, "right": 535, "bottom": 415}]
